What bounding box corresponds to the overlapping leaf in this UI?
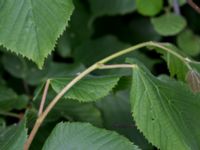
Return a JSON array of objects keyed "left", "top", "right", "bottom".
[
  {"left": 50, "top": 76, "right": 120, "bottom": 102},
  {"left": 130, "top": 64, "right": 200, "bottom": 150},
  {"left": 42, "top": 122, "right": 140, "bottom": 150},
  {"left": 0, "top": 120, "right": 27, "bottom": 150}
]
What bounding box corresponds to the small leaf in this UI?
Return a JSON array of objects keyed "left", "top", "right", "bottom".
[
  {"left": 151, "top": 13, "right": 187, "bottom": 36},
  {"left": 50, "top": 76, "right": 120, "bottom": 102},
  {"left": 130, "top": 64, "right": 200, "bottom": 149},
  {"left": 0, "top": 0, "right": 74, "bottom": 68},
  {"left": 136, "top": 0, "right": 163, "bottom": 16},
  {"left": 154, "top": 43, "right": 189, "bottom": 81},
  {"left": 42, "top": 122, "right": 140, "bottom": 150},
  {"left": 186, "top": 70, "right": 200, "bottom": 93},
  {"left": 177, "top": 29, "right": 200, "bottom": 56},
  {"left": 0, "top": 120, "right": 27, "bottom": 150}
]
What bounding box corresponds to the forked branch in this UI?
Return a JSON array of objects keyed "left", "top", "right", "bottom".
[{"left": 24, "top": 41, "right": 195, "bottom": 150}]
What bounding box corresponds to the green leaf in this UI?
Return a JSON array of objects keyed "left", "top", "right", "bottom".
[
  {"left": 177, "top": 29, "right": 200, "bottom": 56},
  {"left": 154, "top": 43, "right": 189, "bottom": 81},
  {"left": 0, "top": 120, "right": 27, "bottom": 150},
  {"left": 0, "top": 0, "right": 74, "bottom": 68},
  {"left": 96, "top": 90, "right": 154, "bottom": 150},
  {"left": 88, "top": 0, "right": 136, "bottom": 18},
  {"left": 151, "top": 13, "right": 187, "bottom": 36},
  {"left": 136, "top": 0, "right": 163, "bottom": 16},
  {"left": 42, "top": 122, "right": 140, "bottom": 150},
  {"left": 130, "top": 65, "right": 200, "bottom": 149},
  {"left": 50, "top": 76, "right": 120, "bottom": 102}
]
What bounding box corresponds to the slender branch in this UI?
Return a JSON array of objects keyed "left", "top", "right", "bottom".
[
  {"left": 38, "top": 79, "right": 51, "bottom": 116},
  {"left": 0, "top": 111, "right": 21, "bottom": 119},
  {"left": 188, "top": 0, "right": 200, "bottom": 14},
  {"left": 150, "top": 42, "right": 193, "bottom": 70},
  {"left": 98, "top": 64, "right": 137, "bottom": 69},
  {"left": 24, "top": 41, "right": 196, "bottom": 150},
  {"left": 24, "top": 64, "right": 98, "bottom": 150},
  {"left": 173, "top": 0, "right": 181, "bottom": 15}
]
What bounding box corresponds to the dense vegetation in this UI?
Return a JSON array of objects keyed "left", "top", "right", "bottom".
[{"left": 0, "top": 0, "right": 200, "bottom": 150}]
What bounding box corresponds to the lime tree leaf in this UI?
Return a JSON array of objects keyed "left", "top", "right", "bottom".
[
  {"left": 151, "top": 13, "right": 187, "bottom": 36},
  {"left": 96, "top": 90, "right": 154, "bottom": 150},
  {"left": 177, "top": 29, "right": 200, "bottom": 56},
  {"left": 130, "top": 65, "right": 200, "bottom": 149},
  {"left": 0, "top": 120, "right": 27, "bottom": 150},
  {"left": 136, "top": 0, "right": 163, "bottom": 16},
  {"left": 42, "top": 122, "right": 140, "bottom": 150},
  {"left": 50, "top": 76, "right": 120, "bottom": 102},
  {"left": 88, "top": 0, "right": 135, "bottom": 18},
  {"left": 0, "top": 0, "right": 74, "bottom": 68}
]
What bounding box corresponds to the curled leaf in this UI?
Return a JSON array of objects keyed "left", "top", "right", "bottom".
[{"left": 186, "top": 70, "right": 200, "bottom": 93}]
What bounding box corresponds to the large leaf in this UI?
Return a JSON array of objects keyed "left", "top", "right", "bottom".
[
  {"left": 0, "top": 120, "right": 27, "bottom": 150},
  {"left": 130, "top": 64, "right": 200, "bottom": 149},
  {"left": 42, "top": 122, "right": 140, "bottom": 150},
  {"left": 151, "top": 13, "right": 187, "bottom": 36},
  {"left": 96, "top": 90, "right": 154, "bottom": 150},
  {"left": 0, "top": 0, "right": 74, "bottom": 68},
  {"left": 50, "top": 76, "right": 120, "bottom": 102}
]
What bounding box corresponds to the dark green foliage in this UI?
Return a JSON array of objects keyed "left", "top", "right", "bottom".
[{"left": 0, "top": 0, "right": 200, "bottom": 150}]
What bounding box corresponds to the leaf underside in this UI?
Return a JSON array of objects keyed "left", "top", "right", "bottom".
[
  {"left": 50, "top": 76, "right": 120, "bottom": 102},
  {"left": 42, "top": 122, "right": 140, "bottom": 150}
]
